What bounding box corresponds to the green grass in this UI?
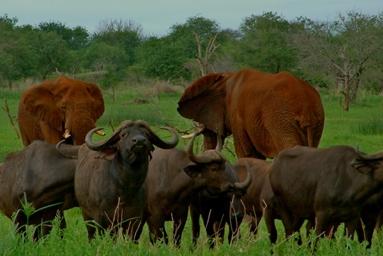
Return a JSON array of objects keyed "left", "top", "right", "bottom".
[{"left": 1, "top": 85, "right": 383, "bottom": 255}]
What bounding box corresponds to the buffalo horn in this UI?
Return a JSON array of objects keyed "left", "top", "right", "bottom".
[
  {"left": 187, "top": 132, "right": 223, "bottom": 164},
  {"left": 234, "top": 164, "right": 252, "bottom": 191},
  {"left": 85, "top": 120, "right": 133, "bottom": 150},
  {"left": 56, "top": 139, "right": 80, "bottom": 159},
  {"left": 135, "top": 120, "right": 178, "bottom": 149},
  {"left": 215, "top": 135, "right": 223, "bottom": 151}
]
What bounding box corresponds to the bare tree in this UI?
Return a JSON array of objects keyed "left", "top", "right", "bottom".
[
  {"left": 193, "top": 32, "right": 219, "bottom": 76},
  {"left": 295, "top": 12, "right": 381, "bottom": 111}
]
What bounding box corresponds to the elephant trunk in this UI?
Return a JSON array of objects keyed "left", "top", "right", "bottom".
[{"left": 64, "top": 114, "right": 105, "bottom": 145}]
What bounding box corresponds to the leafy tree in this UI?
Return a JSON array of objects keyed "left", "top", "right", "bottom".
[
  {"left": 136, "top": 37, "right": 190, "bottom": 80},
  {"left": 0, "top": 15, "right": 38, "bottom": 87},
  {"left": 29, "top": 31, "right": 71, "bottom": 79},
  {"left": 137, "top": 16, "right": 224, "bottom": 80},
  {"left": 38, "top": 21, "right": 89, "bottom": 50},
  {"left": 236, "top": 12, "right": 298, "bottom": 73},
  {"left": 93, "top": 19, "right": 142, "bottom": 66},
  {"left": 294, "top": 12, "right": 382, "bottom": 111}
]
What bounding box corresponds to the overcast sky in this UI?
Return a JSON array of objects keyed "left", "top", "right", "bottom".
[{"left": 2, "top": 0, "right": 382, "bottom": 36}]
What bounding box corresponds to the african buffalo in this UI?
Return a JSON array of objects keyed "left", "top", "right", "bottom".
[
  {"left": 74, "top": 120, "right": 178, "bottom": 240},
  {"left": 177, "top": 68, "right": 324, "bottom": 159},
  {"left": 233, "top": 158, "right": 275, "bottom": 238},
  {"left": 141, "top": 133, "right": 251, "bottom": 246},
  {"left": 18, "top": 76, "right": 105, "bottom": 146},
  {"left": 267, "top": 145, "right": 383, "bottom": 246},
  {"left": 0, "top": 140, "right": 78, "bottom": 239}
]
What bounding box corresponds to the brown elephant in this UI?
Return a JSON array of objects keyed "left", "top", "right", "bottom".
[
  {"left": 177, "top": 68, "right": 325, "bottom": 159},
  {"left": 18, "top": 76, "right": 105, "bottom": 146}
]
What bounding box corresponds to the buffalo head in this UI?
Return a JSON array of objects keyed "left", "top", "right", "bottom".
[{"left": 85, "top": 120, "right": 178, "bottom": 162}]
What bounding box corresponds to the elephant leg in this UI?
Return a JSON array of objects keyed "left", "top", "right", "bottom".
[
  {"left": 232, "top": 129, "right": 265, "bottom": 159},
  {"left": 266, "top": 118, "right": 305, "bottom": 152}
]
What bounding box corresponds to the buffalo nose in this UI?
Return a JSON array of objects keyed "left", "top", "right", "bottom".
[{"left": 132, "top": 135, "right": 146, "bottom": 144}]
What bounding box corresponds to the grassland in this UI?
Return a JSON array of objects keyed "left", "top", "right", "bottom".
[{"left": 1, "top": 84, "right": 383, "bottom": 255}]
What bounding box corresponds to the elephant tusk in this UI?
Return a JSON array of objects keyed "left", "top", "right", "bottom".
[
  {"left": 95, "top": 129, "right": 106, "bottom": 136},
  {"left": 181, "top": 126, "right": 205, "bottom": 139},
  {"left": 181, "top": 133, "right": 194, "bottom": 139},
  {"left": 63, "top": 129, "right": 71, "bottom": 139}
]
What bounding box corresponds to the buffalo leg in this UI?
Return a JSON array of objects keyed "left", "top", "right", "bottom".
[
  {"left": 190, "top": 206, "right": 201, "bottom": 246},
  {"left": 173, "top": 211, "right": 188, "bottom": 247},
  {"left": 263, "top": 207, "right": 277, "bottom": 243}
]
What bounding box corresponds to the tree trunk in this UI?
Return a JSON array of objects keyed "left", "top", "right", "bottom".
[
  {"left": 7, "top": 80, "right": 12, "bottom": 90},
  {"left": 342, "top": 75, "right": 351, "bottom": 111},
  {"left": 350, "top": 78, "right": 360, "bottom": 103},
  {"left": 112, "top": 84, "right": 116, "bottom": 102}
]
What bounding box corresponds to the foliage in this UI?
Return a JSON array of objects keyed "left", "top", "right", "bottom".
[
  {"left": 136, "top": 37, "right": 191, "bottom": 81},
  {"left": 93, "top": 19, "right": 142, "bottom": 66},
  {"left": 0, "top": 12, "right": 383, "bottom": 111},
  {"left": 235, "top": 12, "right": 299, "bottom": 73},
  {"left": 38, "top": 21, "right": 90, "bottom": 50}
]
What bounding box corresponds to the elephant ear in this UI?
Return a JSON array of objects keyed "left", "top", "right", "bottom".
[
  {"left": 177, "top": 73, "right": 227, "bottom": 135},
  {"left": 21, "top": 85, "right": 63, "bottom": 129},
  {"left": 86, "top": 83, "right": 105, "bottom": 119}
]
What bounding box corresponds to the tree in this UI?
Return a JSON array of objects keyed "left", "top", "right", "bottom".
[
  {"left": 30, "top": 31, "right": 71, "bottom": 79},
  {"left": 39, "top": 21, "right": 89, "bottom": 50},
  {"left": 193, "top": 32, "right": 219, "bottom": 76},
  {"left": 137, "top": 16, "right": 223, "bottom": 80},
  {"left": 0, "top": 15, "right": 38, "bottom": 87},
  {"left": 136, "top": 37, "right": 191, "bottom": 81},
  {"left": 295, "top": 12, "right": 382, "bottom": 111},
  {"left": 236, "top": 12, "right": 298, "bottom": 73},
  {"left": 93, "top": 19, "right": 142, "bottom": 66}
]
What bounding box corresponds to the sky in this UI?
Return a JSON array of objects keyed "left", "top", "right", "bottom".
[{"left": 2, "top": 0, "right": 383, "bottom": 36}]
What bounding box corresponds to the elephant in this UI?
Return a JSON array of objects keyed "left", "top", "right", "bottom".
[
  {"left": 18, "top": 76, "right": 105, "bottom": 146},
  {"left": 177, "top": 68, "right": 325, "bottom": 159}
]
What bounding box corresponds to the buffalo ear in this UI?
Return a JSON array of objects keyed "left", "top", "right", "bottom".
[
  {"left": 183, "top": 163, "right": 202, "bottom": 178},
  {"left": 352, "top": 153, "right": 383, "bottom": 174},
  {"left": 21, "top": 86, "right": 63, "bottom": 127},
  {"left": 177, "top": 73, "right": 227, "bottom": 136}
]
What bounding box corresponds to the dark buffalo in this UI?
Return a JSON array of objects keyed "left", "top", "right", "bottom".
[
  {"left": 233, "top": 158, "right": 274, "bottom": 238},
  {"left": 267, "top": 145, "right": 383, "bottom": 246},
  {"left": 142, "top": 133, "right": 251, "bottom": 246},
  {"left": 74, "top": 120, "right": 178, "bottom": 240},
  {"left": 0, "top": 141, "right": 78, "bottom": 239}
]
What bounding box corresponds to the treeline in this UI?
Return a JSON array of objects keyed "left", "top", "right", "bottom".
[{"left": 1, "top": 12, "right": 383, "bottom": 110}]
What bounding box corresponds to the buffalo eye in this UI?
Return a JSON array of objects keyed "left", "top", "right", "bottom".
[{"left": 120, "top": 131, "right": 129, "bottom": 138}]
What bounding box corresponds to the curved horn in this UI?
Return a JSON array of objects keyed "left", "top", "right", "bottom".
[
  {"left": 186, "top": 132, "right": 223, "bottom": 164},
  {"left": 135, "top": 120, "right": 178, "bottom": 149},
  {"left": 85, "top": 120, "right": 133, "bottom": 151},
  {"left": 234, "top": 164, "right": 252, "bottom": 191},
  {"left": 215, "top": 135, "right": 223, "bottom": 151},
  {"left": 56, "top": 139, "right": 80, "bottom": 159}
]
